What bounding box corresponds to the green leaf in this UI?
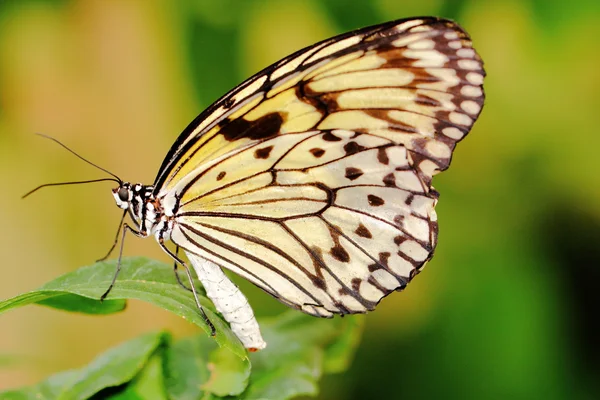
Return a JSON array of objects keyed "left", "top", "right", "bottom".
[
  {"left": 163, "top": 335, "right": 250, "bottom": 399},
  {"left": 322, "top": 316, "right": 364, "bottom": 374},
  {"left": 240, "top": 312, "right": 363, "bottom": 400},
  {"left": 0, "top": 257, "right": 247, "bottom": 360},
  {"left": 104, "top": 352, "right": 167, "bottom": 400},
  {"left": 0, "top": 291, "right": 124, "bottom": 315},
  {"left": 201, "top": 346, "right": 250, "bottom": 397},
  {"left": 163, "top": 335, "right": 216, "bottom": 400},
  {"left": 163, "top": 312, "right": 362, "bottom": 400},
  {"left": 0, "top": 332, "right": 166, "bottom": 400},
  {"left": 38, "top": 294, "right": 126, "bottom": 314},
  {"left": 1, "top": 261, "right": 363, "bottom": 400},
  {"left": 242, "top": 346, "right": 322, "bottom": 400}
]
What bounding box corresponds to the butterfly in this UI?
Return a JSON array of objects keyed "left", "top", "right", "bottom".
[{"left": 32, "top": 16, "right": 485, "bottom": 351}]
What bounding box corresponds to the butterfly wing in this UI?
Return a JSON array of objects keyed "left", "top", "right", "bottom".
[{"left": 161, "top": 17, "right": 485, "bottom": 317}]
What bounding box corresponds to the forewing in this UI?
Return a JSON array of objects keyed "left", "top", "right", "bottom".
[{"left": 154, "top": 17, "right": 484, "bottom": 194}]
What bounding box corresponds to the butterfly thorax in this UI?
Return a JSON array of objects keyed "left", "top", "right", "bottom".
[{"left": 112, "top": 182, "right": 171, "bottom": 238}]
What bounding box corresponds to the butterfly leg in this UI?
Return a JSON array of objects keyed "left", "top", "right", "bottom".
[
  {"left": 158, "top": 238, "right": 216, "bottom": 337},
  {"left": 96, "top": 209, "right": 127, "bottom": 262},
  {"left": 173, "top": 246, "right": 193, "bottom": 293},
  {"left": 100, "top": 223, "right": 144, "bottom": 301}
]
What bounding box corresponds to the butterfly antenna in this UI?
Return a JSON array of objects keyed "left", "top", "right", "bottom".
[
  {"left": 23, "top": 133, "right": 123, "bottom": 199},
  {"left": 22, "top": 178, "right": 121, "bottom": 199},
  {"left": 34, "top": 133, "right": 122, "bottom": 183}
]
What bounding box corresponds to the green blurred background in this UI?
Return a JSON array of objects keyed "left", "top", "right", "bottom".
[{"left": 1, "top": 0, "right": 599, "bottom": 398}]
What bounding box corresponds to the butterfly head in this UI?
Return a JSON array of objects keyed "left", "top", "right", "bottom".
[
  {"left": 112, "top": 182, "right": 154, "bottom": 209},
  {"left": 112, "top": 182, "right": 133, "bottom": 209}
]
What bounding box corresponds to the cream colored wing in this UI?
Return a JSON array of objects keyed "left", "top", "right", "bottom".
[
  {"left": 154, "top": 17, "right": 484, "bottom": 195},
  {"left": 162, "top": 17, "right": 484, "bottom": 316}
]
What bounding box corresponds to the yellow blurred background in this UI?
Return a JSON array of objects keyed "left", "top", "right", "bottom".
[{"left": 1, "top": 0, "right": 599, "bottom": 398}]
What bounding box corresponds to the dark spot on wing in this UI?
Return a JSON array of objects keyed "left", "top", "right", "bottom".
[
  {"left": 367, "top": 263, "right": 379, "bottom": 272},
  {"left": 310, "top": 148, "right": 325, "bottom": 158},
  {"left": 309, "top": 247, "right": 328, "bottom": 290},
  {"left": 368, "top": 251, "right": 391, "bottom": 272},
  {"left": 345, "top": 167, "right": 364, "bottom": 181},
  {"left": 378, "top": 252, "right": 390, "bottom": 267},
  {"left": 368, "top": 194, "right": 385, "bottom": 206},
  {"left": 311, "top": 276, "right": 326, "bottom": 290},
  {"left": 331, "top": 244, "right": 350, "bottom": 263},
  {"left": 377, "top": 147, "right": 389, "bottom": 165},
  {"left": 216, "top": 171, "right": 226, "bottom": 181},
  {"left": 383, "top": 173, "right": 396, "bottom": 187},
  {"left": 254, "top": 145, "right": 274, "bottom": 159},
  {"left": 394, "top": 235, "right": 406, "bottom": 246},
  {"left": 322, "top": 132, "right": 342, "bottom": 142},
  {"left": 355, "top": 223, "right": 372, "bottom": 238},
  {"left": 343, "top": 141, "right": 366, "bottom": 155},
  {"left": 220, "top": 112, "right": 285, "bottom": 141}
]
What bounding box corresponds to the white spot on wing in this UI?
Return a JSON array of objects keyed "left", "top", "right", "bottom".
[
  {"left": 457, "top": 48, "right": 475, "bottom": 58},
  {"left": 461, "top": 85, "right": 482, "bottom": 97},
  {"left": 404, "top": 50, "right": 448, "bottom": 67},
  {"left": 442, "top": 127, "right": 464, "bottom": 140},
  {"left": 231, "top": 75, "right": 268, "bottom": 104},
  {"left": 448, "top": 40, "right": 462, "bottom": 49},
  {"left": 449, "top": 112, "right": 472, "bottom": 126},
  {"left": 458, "top": 59, "right": 481, "bottom": 70},
  {"left": 271, "top": 46, "right": 324, "bottom": 81},
  {"left": 417, "top": 159, "right": 438, "bottom": 177},
  {"left": 466, "top": 72, "right": 484, "bottom": 85},
  {"left": 410, "top": 25, "right": 432, "bottom": 33},
  {"left": 394, "top": 19, "right": 424, "bottom": 32},
  {"left": 371, "top": 269, "right": 400, "bottom": 290},
  {"left": 309, "top": 68, "right": 415, "bottom": 92},
  {"left": 425, "top": 140, "right": 451, "bottom": 158},
  {"left": 399, "top": 240, "right": 430, "bottom": 262},
  {"left": 460, "top": 100, "right": 481, "bottom": 115},
  {"left": 305, "top": 35, "right": 361, "bottom": 64},
  {"left": 359, "top": 281, "right": 384, "bottom": 302},
  {"left": 388, "top": 255, "right": 415, "bottom": 277},
  {"left": 392, "top": 32, "right": 431, "bottom": 48},
  {"left": 407, "top": 39, "right": 435, "bottom": 50}
]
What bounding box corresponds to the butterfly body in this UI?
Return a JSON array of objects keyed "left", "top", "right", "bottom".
[
  {"left": 113, "top": 183, "right": 166, "bottom": 239},
  {"left": 105, "top": 16, "right": 484, "bottom": 350}
]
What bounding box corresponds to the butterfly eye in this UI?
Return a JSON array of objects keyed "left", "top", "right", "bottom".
[{"left": 117, "top": 187, "right": 129, "bottom": 202}]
